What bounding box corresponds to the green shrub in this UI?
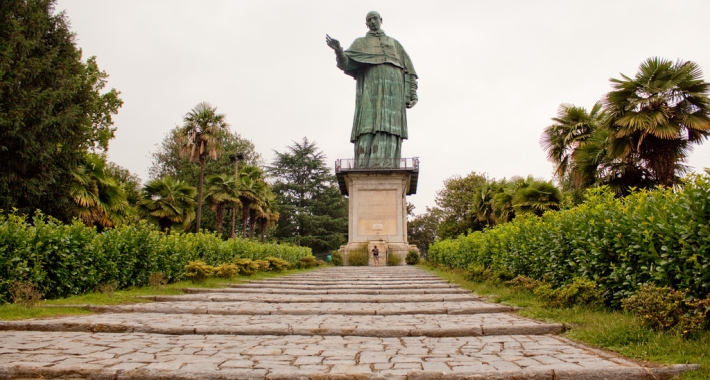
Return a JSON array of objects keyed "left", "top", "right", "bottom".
[
  {"left": 494, "top": 268, "right": 515, "bottom": 281},
  {"left": 214, "top": 263, "right": 238, "bottom": 278},
  {"left": 331, "top": 251, "right": 343, "bottom": 266},
  {"left": 8, "top": 281, "right": 43, "bottom": 308},
  {"left": 347, "top": 250, "right": 369, "bottom": 266},
  {"left": 96, "top": 281, "right": 118, "bottom": 298},
  {"left": 254, "top": 260, "right": 270, "bottom": 272},
  {"left": 387, "top": 253, "right": 402, "bottom": 266},
  {"left": 622, "top": 284, "right": 710, "bottom": 334},
  {"left": 428, "top": 173, "right": 710, "bottom": 306},
  {"left": 466, "top": 264, "right": 493, "bottom": 282},
  {"left": 148, "top": 273, "right": 168, "bottom": 287},
  {"left": 266, "top": 257, "right": 291, "bottom": 271},
  {"left": 233, "top": 258, "right": 260, "bottom": 276},
  {"left": 0, "top": 211, "right": 313, "bottom": 302},
  {"left": 506, "top": 276, "right": 543, "bottom": 291},
  {"left": 405, "top": 250, "right": 420, "bottom": 265},
  {"left": 296, "top": 256, "right": 319, "bottom": 269},
  {"left": 534, "top": 278, "right": 603, "bottom": 308},
  {"left": 184, "top": 261, "right": 214, "bottom": 283}
]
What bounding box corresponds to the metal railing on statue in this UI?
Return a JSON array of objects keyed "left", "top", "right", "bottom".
[
  {"left": 334, "top": 157, "right": 420, "bottom": 196},
  {"left": 335, "top": 157, "right": 419, "bottom": 172}
]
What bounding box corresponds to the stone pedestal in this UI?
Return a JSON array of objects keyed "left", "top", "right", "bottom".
[{"left": 336, "top": 168, "right": 420, "bottom": 266}]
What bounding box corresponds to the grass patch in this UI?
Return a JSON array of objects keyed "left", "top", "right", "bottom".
[
  {"left": 0, "top": 267, "right": 319, "bottom": 321},
  {"left": 419, "top": 262, "right": 710, "bottom": 380}
]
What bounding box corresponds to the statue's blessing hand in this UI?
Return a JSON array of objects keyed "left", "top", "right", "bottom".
[{"left": 326, "top": 34, "right": 341, "bottom": 51}]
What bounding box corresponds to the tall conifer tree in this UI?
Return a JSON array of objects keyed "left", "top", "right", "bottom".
[
  {"left": 269, "top": 138, "right": 348, "bottom": 253},
  {"left": 0, "top": 0, "right": 122, "bottom": 219}
]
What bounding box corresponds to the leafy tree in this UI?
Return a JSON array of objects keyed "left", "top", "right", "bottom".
[
  {"left": 105, "top": 162, "right": 142, "bottom": 208},
  {"left": 176, "top": 102, "right": 229, "bottom": 232},
  {"left": 603, "top": 57, "right": 710, "bottom": 187},
  {"left": 149, "top": 127, "right": 260, "bottom": 234},
  {"left": 435, "top": 174, "right": 562, "bottom": 238},
  {"left": 269, "top": 137, "right": 348, "bottom": 253},
  {"left": 204, "top": 174, "right": 240, "bottom": 236},
  {"left": 407, "top": 206, "right": 443, "bottom": 255},
  {"left": 0, "top": 0, "right": 122, "bottom": 220},
  {"left": 70, "top": 153, "right": 129, "bottom": 230},
  {"left": 434, "top": 172, "right": 487, "bottom": 239},
  {"left": 138, "top": 176, "right": 197, "bottom": 233}
]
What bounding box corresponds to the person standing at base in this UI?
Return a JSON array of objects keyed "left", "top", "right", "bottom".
[{"left": 372, "top": 245, "right": 380, "bottom": 267}]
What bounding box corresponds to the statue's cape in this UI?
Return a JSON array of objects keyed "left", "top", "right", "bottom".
[{"left": 343, "top": 30, "right": 417, "bottom": 79}]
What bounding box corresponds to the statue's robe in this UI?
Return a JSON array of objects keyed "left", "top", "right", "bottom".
[{"left": 336, "top": 29, "right": 418, "bottom": 168}]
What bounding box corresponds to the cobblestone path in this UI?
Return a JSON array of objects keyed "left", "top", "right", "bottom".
[{"left": 0, "top": 266, "right": 697, "bottom": 379}]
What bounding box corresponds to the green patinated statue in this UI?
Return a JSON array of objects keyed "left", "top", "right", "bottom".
[{"left": 326, "top": 11, "right": 418, "bottom": 168}]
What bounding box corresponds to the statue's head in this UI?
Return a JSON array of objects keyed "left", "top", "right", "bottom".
[{"left": 366, "top": 11, "right": 382, "bottom": 31}]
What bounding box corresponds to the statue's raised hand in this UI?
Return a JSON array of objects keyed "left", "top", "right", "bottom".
[{"left": 326, "top": 34, "right": 343, "bottom": 53}]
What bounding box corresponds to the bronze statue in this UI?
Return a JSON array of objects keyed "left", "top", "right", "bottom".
[{"left": 327, "top": 11, "right": 418, "bottom": 168}]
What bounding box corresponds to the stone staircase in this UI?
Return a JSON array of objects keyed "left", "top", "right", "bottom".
[{"left": 0, "top": 266, "right": 697, "bottom": 379}]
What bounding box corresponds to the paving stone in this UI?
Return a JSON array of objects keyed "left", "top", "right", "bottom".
[{"left": 0, "top": 266, "right": 698, "bottom": 379}]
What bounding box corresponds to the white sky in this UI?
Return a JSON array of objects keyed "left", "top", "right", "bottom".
[{"left": 55, "top": 0, "right": 710, "bottom": 215}]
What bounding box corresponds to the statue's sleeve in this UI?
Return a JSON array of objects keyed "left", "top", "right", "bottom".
[
  {"left": 336, "top": 51, "right": 359, "bottom": 74},
  {"left": 398, "top": 42, "right": 418, "bottom": 103},
  {"left": 408, "top": 74, "right": 418, "bottom": 102}
]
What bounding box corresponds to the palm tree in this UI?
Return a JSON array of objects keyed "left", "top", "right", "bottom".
[
  {"left": 204, "top": 174, "right": 241, "bottom": 235},
  {"left": 236, "top": 165, "right": 267, "bottom": 238},
  {"left": 255, "top": 192, "right": 279, "bottom": 242},
  {"left": 604, "top": 57, "right": 710, "bottom": 187},
  {"left": 138, "top": 176, "right": 197, "bottom": 233},
  {"left": 512, "top": 176, "right": 562, "bottom": 217},
  {"left": 492, "top": 178, "right": 518, "bottom": 224},
  {"left": 471, "top": 181, "right": 499, "bottom": 227},
  {"left": 70, "top": 153, "right": 129, "bottom": 230},
  {"left": 541, "top": 102, "right": 606, "bottom": 189},
  {"left": 177, "top": 102, "right": 229, "bottom": 232},
  {"left": 573, "top": 128, "right": 656, "bottom": 196}
]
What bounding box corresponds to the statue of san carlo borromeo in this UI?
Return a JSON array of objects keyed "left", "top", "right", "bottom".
[{"left": 326, "top": 11, "right": 418, "bottom": 168}]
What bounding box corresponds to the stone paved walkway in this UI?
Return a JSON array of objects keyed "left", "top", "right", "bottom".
[{"left": 0, "top": 266, "right": 697, "bottom": 379}]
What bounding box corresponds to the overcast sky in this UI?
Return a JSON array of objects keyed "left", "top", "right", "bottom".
[{"left": 55, "top": 0, "right": 710, "bottom": 215}]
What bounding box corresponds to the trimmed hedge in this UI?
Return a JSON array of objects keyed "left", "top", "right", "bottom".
[
  {"left": 0, "top": 214, "right": 311, "bottom": 303},
  {"left": 429, "top": 173, "right": 710, "bottom": 306}
]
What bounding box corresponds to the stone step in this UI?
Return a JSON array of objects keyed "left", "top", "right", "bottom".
[
  {"left": 273, "top": 274, "right": 442, "bottom": 279},
  {"left": 228, "top": 283, "right": 459, "bottom": 290},
  {"left": 139, "top": 293, "right": 479, "bottom": 303},
  {"left": 185, "top": 287, "right": 471, "bottom": 295},
  {"left": 0, "top": 312, "right": 563, "bottom": 337},
  {"left": 245, "top": 279, "right": 449, "bottom": 285},
  {"left": 0, "top": 331, "right": 694, "bottom": 379},
  {"left": 81, "top": 301, "right": 515, "bottom": 316}
]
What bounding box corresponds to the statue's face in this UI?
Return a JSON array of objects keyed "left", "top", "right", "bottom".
[{"left": 366, "top": 14, "right": 382, "bottom": 31}]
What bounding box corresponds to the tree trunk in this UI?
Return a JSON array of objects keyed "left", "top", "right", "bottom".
[
  {"left": 249, "top": 209, "right": 256, "bottom": 238},
  {"left": 230, "top": 204, "right": 237, "bottom": 239},
  {"left": 260, "top": 218, "right": 266, "bottom": 242},
  {"left": 195, "top": 157, "right": 206, "bottom": 232},
  {"left": 215, "top": 203, "right": 225, "bottom": 235},
  {"left": 644, "top": 135, "right": 679, "bottom": 188},
  {"left": 159, "top": 218, "right": 172, "bottom": 234},
  {"left": 241, "top": 200, "right": 251, "bottom": 238}
]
